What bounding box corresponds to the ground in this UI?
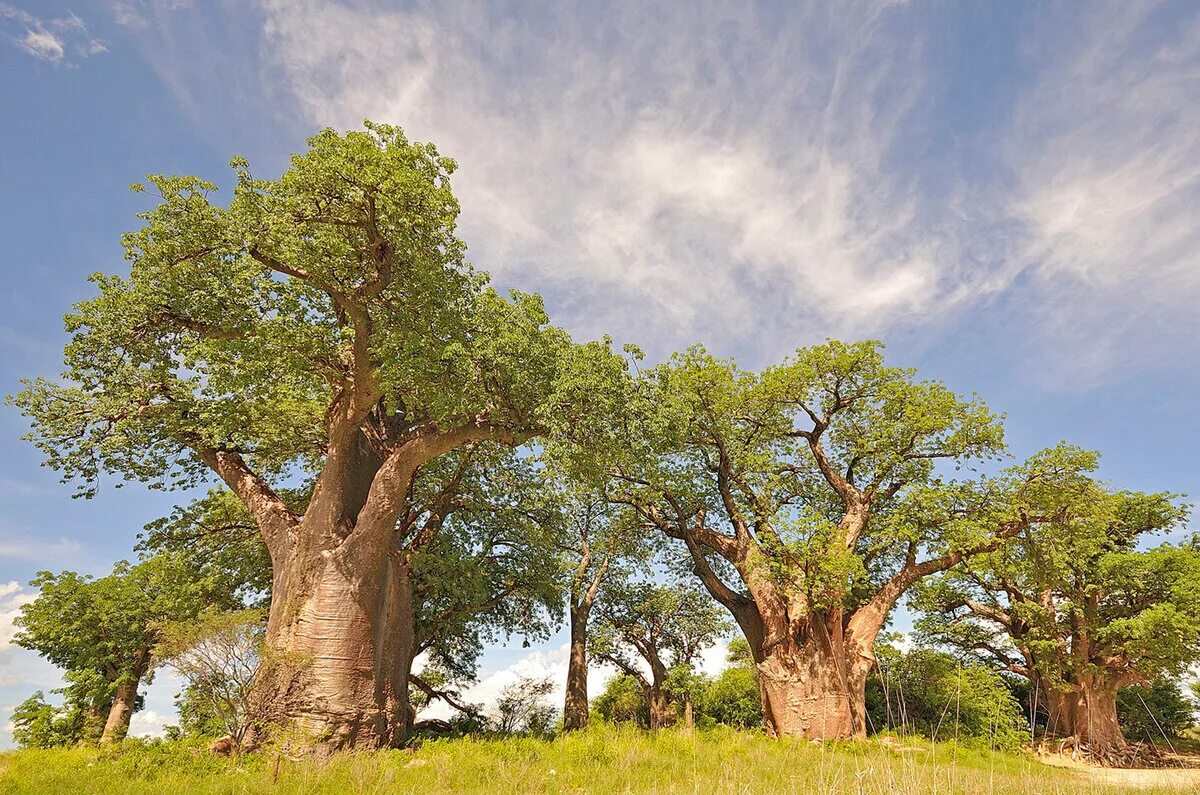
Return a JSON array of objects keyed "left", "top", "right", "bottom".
[{"left": 1, "top": 726, "right": 1198, "bottom": 794}]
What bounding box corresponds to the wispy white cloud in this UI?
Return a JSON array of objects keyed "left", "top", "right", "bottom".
[
  {"left": 254, "top": 0, "right": 966, "bottom": 359},
  {"left": 985, "top": 2, "right": 1200, "bottom": 383},
  {"left": 18, "top": 28, "right": 64, "bottom": 62},
  {"left": 110, "top": 0, "right": 194, "bottom": 30},
  {"left": 0, "top": 4, "right": 107, "bottom": 64},
  {"left": 121, "top": 0, "right": 1200, "bottom": 380}
]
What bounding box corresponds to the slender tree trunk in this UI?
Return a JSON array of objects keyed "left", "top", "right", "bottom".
[
  {"left": 100, "top": 677, "right": 140, "bottom": 744},
  {"left": 682, "top": 693, "right": 695, "bottom": 729},
  {"left": 562, "top": 604, "right": 591, "bottom": 732}
]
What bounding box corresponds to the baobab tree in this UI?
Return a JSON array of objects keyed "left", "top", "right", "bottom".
[
  {"left": 10, "top": 122, "right": 627, "bottom": 749},
  {"left": 15, "top": 553, "right": 236, "bottom": 743},
  {"left": 555, "top": 491, "right": 648, "bottom": 731},
  {"left": 609, "top": 341, "right": 1054, "bottom": 740},
  {"left": 915, "top": 446, "right": 1197, "bottom": 761},
  {"left": 590, "top": 582, "right": 729, "bottom": 729}
]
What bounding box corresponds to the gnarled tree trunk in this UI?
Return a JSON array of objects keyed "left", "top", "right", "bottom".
[
  {"left": 263, "top": 528, "right": 416, "bottom": 750},
  {"left": 648, "top": 686, "right": 676, "bottom": 730},
  {"left": 1045, "top": 679, "right": 1126, "bottom": 759},
  {"left": 756, "top": 641, "right": 857, "bottom": 739}
]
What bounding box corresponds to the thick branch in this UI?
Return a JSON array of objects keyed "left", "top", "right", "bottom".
[
  {"left": 848, "top": 520, "right": 1027, "bottom": 644},
  {"left": 352, "top": 418, "right": 523, "bottom": 544},
  {"left": 196, "top": 448, "right": 298, "bottom": 553}
]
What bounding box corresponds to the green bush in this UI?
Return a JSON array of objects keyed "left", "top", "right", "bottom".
[
  {"left": 1117, "top": 678, "right": 1196, "bottom": 740},
  {"left": 10, "top": 692, "right": 83, "bottom": 749},
  {"left": 700, "top": 666, "right": 761, "bottom": 729},
  {"left": 866, "top": 646, "right": 1028, "bottom": 751},
  {"left": 593, "top": 674, "right": 648, "bottom": 726}
]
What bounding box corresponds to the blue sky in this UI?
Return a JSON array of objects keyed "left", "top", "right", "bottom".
[{"left": 0, "top": 0, "right": 1198, "bottom": 744}]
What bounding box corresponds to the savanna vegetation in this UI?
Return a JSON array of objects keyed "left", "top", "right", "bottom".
[{"left": 3, "top": 122, "right": 1198, "bottom": 792}]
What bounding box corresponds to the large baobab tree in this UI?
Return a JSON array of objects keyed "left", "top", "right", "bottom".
[
  {"left": 10, "top": 122, "right": 625, "bottom": 749},
  {"left": 610, "top": 340, "right": 1050, "bottom": 740},
  {"left": 915, "top": 447, "right": 1197, "bottom": 761}
]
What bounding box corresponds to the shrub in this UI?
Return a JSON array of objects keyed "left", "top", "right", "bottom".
[
  {"left": 866, "top": 645, "right": 1028, "bottom": 751},
  {"left": 593, "top": 674, "right": 648, "bottom": 726},
  {"left": 700, "top": 667, "right": 761, "bottom": 729},
  {"left": 1117, "top": 678, "right": 1196, "bottom": 740}
]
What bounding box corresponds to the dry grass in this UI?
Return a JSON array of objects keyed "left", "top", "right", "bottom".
[{"left": 0, "top": 725, "right": 1196, "bottom": 794}]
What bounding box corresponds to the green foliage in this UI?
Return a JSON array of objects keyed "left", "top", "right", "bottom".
[
  {"left": 7, "top": 120, "right": 622, "bottom": 510},
  {"left": 1116, "top": 679, "right": 1196, "bottom": 741},
  {"left": 605, "top": 339, "right": 1008, "bottom": 646},
  {"left": 11, "top": 692, "right": 84, "bottom": 749},
  {"left": 593, "top": 674, "right": 649, "bottom": 727},
  {"left": 914, "top": 453, "right": 1196, "bottom": 703},
  {"left": 408, "top": 445, "right": 567, "bottom": 682},
  {"left": 15, "top": 552, "right": 243, "bottom": 724},
  {"left": 866, "top": 644, "right": 1029, "bottom": 751},
  {"left": 699, "top": 666, "right": 762, "bottom": 729},
  {"left": 589, "top": 581, "right": 730, "bottom": 691},
  {"left": 137, "top": 488, "right": 284, "bottom": 607}
]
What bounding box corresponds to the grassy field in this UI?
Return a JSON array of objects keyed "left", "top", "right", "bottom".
[{"left": 0, "top": 725, "right": 1196, "bottom": 794}]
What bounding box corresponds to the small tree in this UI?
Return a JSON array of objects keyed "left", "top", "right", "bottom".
[
  {"left": 593, "top": 674, "right": 649, "bottom": 726},
  {"left": 11, "top": 692, "right": 84, "bottom": 749},
  {"left": 491, "top": 677, "right": 556, "bottom": 736},
  {"left": 1116, "top": 679, "right": 1195, "bottom": 742},
  {"left": 699, "top": 641, "right": 761, "bottom": 729},
  {"left": 155, "top": 609, "right": 282, "bottom": 752},
  {"left": 15, "top": 553, "right": 234, "bottom": 743},
  {"left": 550, "top": 488, "right": 650, "bottom": 732},
  {"left": 865, "top": 643, "right": 1027, "bottom": 751},
  {"left": 590, "top": 582, "right": 729, "bottom": 728}
]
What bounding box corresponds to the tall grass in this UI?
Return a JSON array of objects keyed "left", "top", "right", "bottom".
[{"left": 0, "top": 725, "right": 1190, "bottom": 794}]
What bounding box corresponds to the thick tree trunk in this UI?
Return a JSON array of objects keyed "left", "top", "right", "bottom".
[
  {"left": 263, "top": 526, "right": 416, "bottom": 750},
  {"left": 1051, "top": 681, "right": 1127, "bottom": 759},
  {"left": 562, "top": 605, "right": 591, "bottom": 732},
  {"left": 100, "top": 677, "right": 139, "bottom": 744},
  {"left": 757, "top": 642, "right": 856, "bottom": 740},
  {"left": 648, "top": 687, "right": 676, "bottom": 730}
]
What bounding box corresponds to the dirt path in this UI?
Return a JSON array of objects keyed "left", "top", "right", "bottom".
[{"left": 1040, "top": 752, "right": 1200, "bottom": 792}]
